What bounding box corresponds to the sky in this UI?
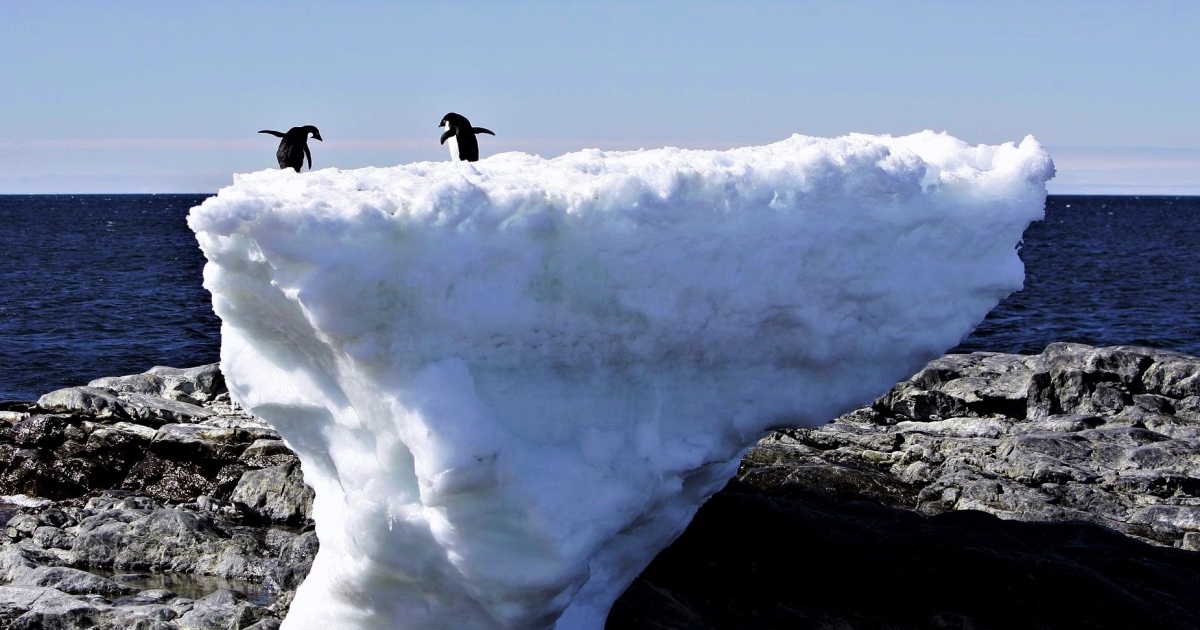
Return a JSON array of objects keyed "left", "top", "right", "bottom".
[{"left": 1, "top": 0, "right": 1197, "bottom": 195}]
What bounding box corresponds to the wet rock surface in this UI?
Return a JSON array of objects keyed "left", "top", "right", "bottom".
[{"left": 4, "top": 344, "right": 1200, "bottom": 629}]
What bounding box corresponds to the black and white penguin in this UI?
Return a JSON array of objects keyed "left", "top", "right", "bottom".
[
  {"left": 439, "top": 113, "right": 494, "bottom": 162},
  {"left": 258, "top": 126, "right": 323, "bottom": 172}
]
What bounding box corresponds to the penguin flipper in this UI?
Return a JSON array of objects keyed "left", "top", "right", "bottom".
[
  {"left": 304, "top": 144, "right": 313, "bottom": 170},
  {"left": 440, "top": 129, "right": 455, "bottom": 145},
  {"left": 472, "top": 127, "right": 495, "bottom": 136},
  {"left": 259, "top": 130, "right": 285, "bottom": 138}
]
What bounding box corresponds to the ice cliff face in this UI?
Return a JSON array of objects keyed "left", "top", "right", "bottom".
[{"left": 188, "top": 132, "right": 1054, "bottom": 629}]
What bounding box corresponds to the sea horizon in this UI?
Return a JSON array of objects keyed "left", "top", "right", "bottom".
[{"left": 3, "top": 193, "right": 1199, "bottom": 402}]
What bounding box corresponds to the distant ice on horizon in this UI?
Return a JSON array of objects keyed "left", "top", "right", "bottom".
[{"left": 189, "top": 131, "right": 1053, "bottom": 629}]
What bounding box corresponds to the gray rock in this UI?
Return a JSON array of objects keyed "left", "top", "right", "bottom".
[
  {"left": 11, "top": 565, "right": 133, "bottom": 597},
  {"left": 89, "top": 373, "right": 166, "bottom": 397},
  {"left": 128, "top": 588, "right": 179, "bottom": 605},
  {"left": 73, "top": 513, "right": 135, "bottom": 567},
  {"left": 70, "top": 503, "right": 278, "bottom": 583},
  {"left": 264, "top": 530, "right": 318, "bottom": 593},
  {"left": 102, "top": 606, "right": 180, "bottom": 629},
  {"left": 86, "top": 494, "right": 163, "bottom": 513},
  {"left": 745, "top": 343, "right": 1200, "bottom": 548},
  {"left": 1129, "top": 505, "right": 1200, "bottom": 538},
  {"left": 31, "top": 525, "right": 72, "bottom": 549},
  {"left": 151, "top": 424, "right": 271, "bottom": 464},
  {"left": 1142, "top": 353, "right": 1200, "bottom": 399},
  {"left": 0, "top": 545, "right": 49, "bottom": 581},
  {"left": 0, "top": 585, "right": 105, "bottom": 628},
  {"left": 146, "top": 364, "right": 225, "bottom": 404},
  {"left": 231, "top": 462, "right": 314, "bottom": 525},
  {"left": 35, "top": 387, "right": 129, "bottom": 421},
  {"left": 120, "top": 394, "right": 217, "bottom": 427},
  {"left": 37, "top": 506, "right": 75, "bottom": 528},
  {"left": 5, "top": 513, "right": 38, "bottom": 540},
  {"left": 0, "top": 410, "right": 31, "bottom": 423},
  {"left": 121, "top": 453, "right": 224, "bottom": 502},
  {"left": 239, "top": 439, "right": 300, "bottom": 469},
  {"left": 8, "top": 415, "right": 86, "bottom": 448},
  {"left": 175, "top": 588, "right": 266, "bottom": 630}
]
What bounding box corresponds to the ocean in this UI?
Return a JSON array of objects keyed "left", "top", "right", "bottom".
[{"left": 1, "top": 194, "right": 1197, "bottom": 402}]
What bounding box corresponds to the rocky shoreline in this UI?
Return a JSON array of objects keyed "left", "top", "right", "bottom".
[
  {"left": 3, "top": 343, "right": 1200, "bottom": 628},
  {"left": 0, "top": 366, "right": 313, "bottom": 629}
]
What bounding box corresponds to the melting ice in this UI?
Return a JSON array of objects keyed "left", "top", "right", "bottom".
[{"left": 189, "top": 132, "right": 1054, "bottom": 629}]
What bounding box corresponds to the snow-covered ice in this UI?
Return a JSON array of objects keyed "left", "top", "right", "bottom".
[{"left": 189, "top": 132, "right": 1053, "bottom": 629}]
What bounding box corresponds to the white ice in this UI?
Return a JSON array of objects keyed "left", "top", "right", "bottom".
[{"left": 189, "top": 132, "right": 1053, "bottom": 630}]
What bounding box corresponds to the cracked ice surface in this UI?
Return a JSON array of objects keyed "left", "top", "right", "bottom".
[{"left": 189, "top": 132, "right": 1053, "bottom": 629}]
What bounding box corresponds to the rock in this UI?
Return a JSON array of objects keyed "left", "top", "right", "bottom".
[
  {"left": 0, "top": 443, "right": 91, "bottom": 499},
  {"left": 1028, "top": 344, "right": 1153, "bottom": 418},
  {"left": 118, "top": 394, "right": 217, "bottom": 427},
  {"left": 0, "top": 585, "right": 107, "bottom": 630},
  {"left": 0, "top": 363, "right": 301, "bottom": 627},
  {"left": 31, "top": 525, "right": 72, "bottom": 549},
  {"left": 0, "top": 545, "right": 47, "bottom": 581},
  {"left": 122, "top": 453, "right": 218, "bottom": 502},
  {"left": 35, "top": 387, "right": 129, "bottom": 421},
  {"left": 129, "top": 588, "right": 178, "bottom": 605},
  {"left": 231, "top": 462, "right": 314, "bottom": 525},
  {"left": 5, "top": 513, "right": 38, "bottom": 540},
  {"left": 192, "top": 495, "right": 248, "bottom": 520},
  {"left": 610, "top": 479, "right": 1200, "bottom": 630},
  {"left": 71, "top": 501, "right": 279, "bottom": 584},
  {"left": 37, "top": 507, "right": 74, "bottom": 528},
  {"left": 0, "top": 410, "right": 31, "bottom": 423},
  {"left": 104, "top": 607, "right": 181, "bottom": 629},
  {"left": 146, "top": 364, "right": 225, "bottom": 404},
  {"left": 175, "top": 589, "right": 266, "bottom": 630},
  {"left": 264, "top": 530, "right": 318, "bottom": 593},
  {"left": 11, "top": 565, "right": 133, "bottom": 597},
  {"left": 239, "top": 439, "right": 300, "bottom": 469},
  {"left": 1129, "top": 505, "right": 1200, "bottom": 541},
  {"left": 1142, "top": 353, "right": 1200, "bottom": 399},
  {"left": 78, "top": 422, "right": 158, "bottom": 487},
  {"left": 244, "top": 619, "right": 283, "bottom": 630},
  {"left": 114, "top": 509, "right": 227, "bottom": 571},
  {"left": 744, "top": 343, "right": 1200, "bottom": 549},
  {"left": 150, "top": 424, "right": 271, "bottom": 466},
  {"left": 8, "top": 415, "right": 86, "bottom": 449},
  {"left": 89, "top": 373, "right": 166, "bottom": 397},
  {"left": 106, "top": 423, "right": 282, "bottom": 503}
]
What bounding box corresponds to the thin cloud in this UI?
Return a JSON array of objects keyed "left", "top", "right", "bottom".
[
  {"left": 0, "top": 137, "right": 435, "bottom": 151},
  {"left": 0, "top": 135, "right": 778, "bottom": 154}
]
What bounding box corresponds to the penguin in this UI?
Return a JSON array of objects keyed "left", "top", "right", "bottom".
[
  {"left": 258, "top": 126, "right": 323, "bottom": 172},
  {"left": 439, "top": 113, "right": 494, "bottom": 162}
]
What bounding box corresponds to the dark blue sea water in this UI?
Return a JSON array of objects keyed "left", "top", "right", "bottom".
[
  {"left": 1, "top": 194, "right": 1198, "bottom": 402},
  {"left": 952, "top": 195, "right": 1200, "bottom": 357},
  {"left": 0, "top": 195, "right": 218, "bottom": 402}
]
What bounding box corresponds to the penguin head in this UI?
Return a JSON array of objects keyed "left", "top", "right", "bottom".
[
  {"left": 303, "top": 125, "right": 323, "bottom": 142},
  {"left": 439, "top": 112, "right": 469, "bottom": 132}
]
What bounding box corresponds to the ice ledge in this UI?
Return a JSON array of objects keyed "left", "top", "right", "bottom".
[{"left": 189, "top": 132, "right": 1053, "bottom": 629}]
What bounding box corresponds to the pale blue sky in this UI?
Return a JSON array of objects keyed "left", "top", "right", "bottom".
[{"left": 2, "top": 1, "right": 1197, "bottom": 194}]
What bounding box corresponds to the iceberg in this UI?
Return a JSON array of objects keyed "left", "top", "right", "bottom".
[{"left": 189, "top": 132, "right": 1053, "bottom": 629}]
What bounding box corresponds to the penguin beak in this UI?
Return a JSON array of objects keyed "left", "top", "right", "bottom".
[{"left": 313, "top": 133, "right": 323, "bottom": 141}]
